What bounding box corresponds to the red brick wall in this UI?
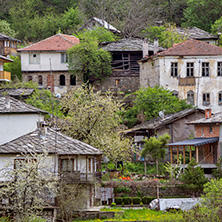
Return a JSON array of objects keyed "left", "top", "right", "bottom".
[{"left": 195, "top": 125, "right": 219, "bottom": 137}]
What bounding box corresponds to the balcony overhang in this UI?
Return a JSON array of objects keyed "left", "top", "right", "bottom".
[{"left": 0, "top": 71, "right": 11, "bottom": 81}]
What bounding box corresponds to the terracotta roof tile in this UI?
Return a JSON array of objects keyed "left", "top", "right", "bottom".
[
  {"left": 158, "top": 39, "right": 222, "bottom": 56},
  {"left": 18, "top": 33, "right": 79, "bottom": 52}
]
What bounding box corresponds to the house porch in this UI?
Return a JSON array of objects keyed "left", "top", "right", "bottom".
[{"left": 167, "top": 137, "right": 219, "bottom": 168}]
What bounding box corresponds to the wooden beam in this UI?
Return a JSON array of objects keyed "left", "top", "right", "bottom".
[
  {"left": 183, "top": 146, "right": 186, "bottom": 165},
  {"left": 177, "top": 146, "right": 179, "bottom": 164},
  {"left": 190, "top": 146, "right": 192, "bottom": 161},
  {"left": 196, "top": 146, "right": 199, "bottom": 163},
  {"left": 170, "top": 147, "right": 173, "bottom": 164}
]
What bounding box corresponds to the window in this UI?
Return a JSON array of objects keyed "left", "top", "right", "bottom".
[
  {"left": 218, "top": 62, "right": 222, "bottom": 76},
  {"left": 219, "top": 91, "right": 222, "bottom": 105},
  {"left": 171, "top": 62, "right": 178, "bottom": 77},
  {"left": 203, "top": 93, "right": 210, "bottom": 106},
  {"left": 202, "top": 62, "right": 209, "bottom": 76},
  {"left": 187, "top": 63, "right": 194, "bottom": 77},
  {"left": 70, "top": 75, "right": 76, "bottom": 86},
  {"left": 61, "top": 159, "right": 74, "bottom": 172},
  {"left": 38, "top": 75, "right": 43, "bottom": 86},
  {"left": 28, "top": 76, "right": 32, "bottom": 82},
  {"left": 209, "top": 126, "right": 213, "bottom": 134},
  {"left": 29, "top": 53, "right": 40, "bottom": 64},
  {"left": 172, "top": 90, "right": 178, "bottom": 98},
  {"left": 187, "top": 90, "right": 194, "bottom": 105},
  {"left": 59, "top": 74, "right": 65, "bottom": 86},
  {"left": 115, "top": 79, "right": 120, "bottom": 86},
  {"left": 61, "top": 53, "right": 68, "bottom": 63}
]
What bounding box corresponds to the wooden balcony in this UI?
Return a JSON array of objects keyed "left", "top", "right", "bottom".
[
  {"left": 179, "top": 77, "right": 195, "bottom": 86},
  {"left": 60, "top": 171, "right": 102, "bottom": 184},
  {"left": 0, "top": 71, "right": 11, "bottom": 81}
]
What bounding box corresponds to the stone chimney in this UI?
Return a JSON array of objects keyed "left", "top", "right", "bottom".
[
  {"left": 205, "top": 109, "right": 212, "bottom": 119},
  {"left": 37, "top": 121, "right": 47, "bottom": 137},
  {"left": 154, "top": 37, "right": 159, "bottom": 54},
  {"left": 142, "top": 38, "right": 149, "bottom": 57}
]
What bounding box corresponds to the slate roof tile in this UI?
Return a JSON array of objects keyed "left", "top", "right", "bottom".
[{"left": 0, "top": 128, "right": 102, "bottom": 155}]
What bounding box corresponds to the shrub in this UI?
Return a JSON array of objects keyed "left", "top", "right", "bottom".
[
  {"left": 111, "top": 202, "right": 116, "bottom": 206},
  {"left": 115, "top": 197, "right": 123, "bottom": 205},
  {"left": 132, "top": 197, "right": 141, "bottom": 204},
  {"left": 142, "top": 196, "right": 156, "bottom": 204},
  {"left": 0, "top": 218, "right": 11, "bottom": 222},
  {"left": 123, "top": 197, "right": 132, "bottom": 205}
]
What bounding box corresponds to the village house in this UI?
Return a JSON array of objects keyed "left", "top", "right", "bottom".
[
  {"left": 0, "top": 33, "right": 21, "bottom": 57},
  {"left": 0, "top": 96, "right": 46, "bottom": 145},
  {"left": 0, "top": 96, "right": 103, "bottom": 220},
  {"left": 18, "top": 33, "right": 80, "bottom": 94},
  {"left": 124, "top": 108, "right": 205, "bottom": 161},
  {"left": 0, "top": 55, "right": 13, "bottom": 83},
  {"left": 174, "top": 26, "right": 218, "bottom": 45},
  {"left": 167, "top": 109, "right": 221, "bottom": 174},
  {"left": 98, "top": 38, "right": 164, "bottom": 93},
  {"left": 79, "top": 17, "right": 120, "bottom": 35},
  {"left": 139, "top": 39, "right": 222, "bottom": 113}
]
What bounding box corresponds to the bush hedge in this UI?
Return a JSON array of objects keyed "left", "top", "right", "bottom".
[
  {"left": 132, "top": 197, "right": 141, "bottom": 204},
  {"left": 142, "top": 196, "right": 156, "bottom": 204},
  {"left": 123, "top": 197, "right": 132, "bottom": 205},
  {"left": 115, "top": 197, "right": 123, "bottom": 205}
]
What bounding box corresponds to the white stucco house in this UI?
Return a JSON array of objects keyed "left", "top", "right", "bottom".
[
  {"left": 17, "top": 33, "right": 81, "bottom": 94},
  {"left": 0, "top": 96, "right": 46, "bottom": 145},
  {"left": 139, "top": 39, "right": 222, "bottom": 113}
]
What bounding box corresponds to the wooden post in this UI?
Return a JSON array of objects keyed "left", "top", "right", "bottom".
[
  {"left": 196, "top": 146, "right": 199, "bottom": 163},
  {"left": 170, "top": 147, "right": 173, "bottom": 164},
  {"left": 177, "top": 146, "right": 179, "bottom": 164},
  {"left": 183, "top": 146, "right": 186, "bottom": 165},
  {"left": 190, "top": 146, "right": 192, "bottom": 161}
]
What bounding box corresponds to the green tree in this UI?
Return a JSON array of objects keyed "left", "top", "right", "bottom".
[
  {"left": 68, "top": 37, "right": 112, "bottom": 83},
  {"left": 60, "top": 86, "right": 132, "bottom": 164},
  {"left": 142, "top": 23, "right": 188, "bottom": 48},
  {"left": 212, "top": 158, "right": 222, "bottom": 179},
  {"left": 141, "top": 133, "right": 170, "bottom": 175},
  {"left": 3, "top": 56, "right": 22, "bottom": 80},
  {"left": 179, "top": 159, "right": 208, "bottom": 196},
  {"left": 76, "top": 26, "right": 117, "bottom": 43},
  {"left": 182, "top": 0, "right": 222, "bottom": 32},
  {"left": 123, "top": 86, "right": 191, "bottom": 128},
  {"left": 0, "top": 19, "right": 17, "bottom": 37}
]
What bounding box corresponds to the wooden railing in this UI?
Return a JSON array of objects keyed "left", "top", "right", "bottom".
[
  {"left": 179, "top": 77, "right": 195, "bottom": 86},
  {"left": 0, "top": 71, "right": 11, "bottom": 81}
]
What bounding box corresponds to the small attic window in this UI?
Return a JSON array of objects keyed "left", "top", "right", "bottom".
[{"left": 29, "top": 53, "right": 40, "bottom": 64}]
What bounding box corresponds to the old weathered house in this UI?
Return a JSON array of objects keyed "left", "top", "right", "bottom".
[
  {"left": 79, "top": 17, "right": 120, "bottom": 35},
  {"left": 98, "top": 38, "right": 164, "bottom": 93},
  {"left": 0, "top": 33, "right": 21, "bottom": 56},
  {"left": 175, "top": 27, "right": 218, "bottom": 45},
  {"left": 167, "top": 109, "right": 221, "bottom": 173},
  {"left": 0, "top": 88, "right": 34, "bottom": 100},
  {"left": 18, "top": 33, "right": 80, "bottom": 94},
  {"left": 124, "top": 108, "right": 205, "bottom": 160},
  {"left": 0, "top": 55, "right": 13, "bottom": 83},
  {"left": 139, "top": 39, "right": 222, "bottom": 113}
]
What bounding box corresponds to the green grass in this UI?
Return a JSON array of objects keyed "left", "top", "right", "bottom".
[{"left": 74, "top": 208, "right": 183, "bottom": 222}]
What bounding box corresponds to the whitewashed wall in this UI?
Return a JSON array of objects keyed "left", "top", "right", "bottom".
[
  {"left": 0, "top": 61, "right": 3, "bottom": 71},
  {"left": 158, "top": 55, "right": 222, "bottom": 113},
  {"left": 20, "top": 52, "right": 68, "bottom": 71},
  {"left": 0, "top": 113, "right": 44, "bottom": 145}
]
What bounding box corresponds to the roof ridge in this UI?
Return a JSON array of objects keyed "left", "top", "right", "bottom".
[{"left": 58, "top": 33, "right": 77, "bottom": 45}]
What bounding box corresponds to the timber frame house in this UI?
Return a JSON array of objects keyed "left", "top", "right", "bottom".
[{"left": 167, "top": 109, "right": 221, "bottom": 173}]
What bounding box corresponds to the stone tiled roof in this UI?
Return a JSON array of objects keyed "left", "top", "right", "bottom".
[
  {"left": 175, "top": 27, "right": 217, "bottom": 40},
  {"left": 101, "top": 38, "right": 165, "bottom": 52},
  {"left": 158, "top": 39, "right": 222, "bottom": 56},
  {"left": 0, "top": 88, "right": 34, "bottom": 97},
  {"left": 0, "top": 33, "right": 21, "bottom": 42},
  {"left": 0, "top": 96, "right": 47, "bottom": 114},
  {"left": 0, "top": 128, "right": 102, "bottom": 155},
  {"left": 18, "top": 33, "right": 79, "bottom": 52},
  {"left": 125, "top": 108, "right": 204, "bottom": 133},
  {"left": 188, "top": 112, "right": 222, "bottom": 124}
]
